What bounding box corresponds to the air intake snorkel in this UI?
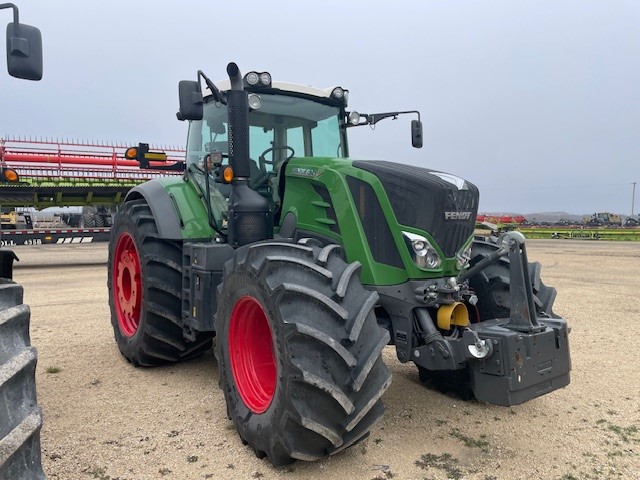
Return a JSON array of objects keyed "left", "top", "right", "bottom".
[{"left": 225, "top": 62, "right": 273, "bottom": 247}]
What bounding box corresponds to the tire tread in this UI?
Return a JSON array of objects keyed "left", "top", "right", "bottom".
[
  {"left": 215, "top": 240, "right": 391, "bottom": 465},
  {"left": 107, "top": 198, "right": 213, "bottom": 366}
]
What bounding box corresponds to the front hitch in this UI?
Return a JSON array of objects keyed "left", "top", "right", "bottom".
[
  {"left": 413, "top": 233, "right": 571, "bottom": 405},
  {"left": 502, "top": 231, "right": 546, "bottom": 333},
  {"left": 463, "top": 232, "right": 571, "bottom": 405},
  {"left": 459, "top": 231, "right": 544, "bottom": 332}
]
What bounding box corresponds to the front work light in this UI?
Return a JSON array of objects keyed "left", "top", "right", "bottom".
[
  {"left": 244, "top": 71, "right": 272, "bottom": 88},
  {"left": 259, "top": 72, "right": 271, "bottom": 86},
  {"left": 331, "top": 87, "right": 349, "bottom": 106},
  {"left": 248, "top": 94, "right": 262, "bottom": 110},
  {"left": 246, "top": 72, "right": 259, "bottom": 85}
]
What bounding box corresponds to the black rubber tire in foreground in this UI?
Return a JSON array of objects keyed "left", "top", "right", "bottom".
[
  {"left": 0, "top": 280, "right": 45, "bottom": 480},
  {"left": 215, "top": 240, "right": 392, "bottom": 466},
  {"left": 418, "top": 237, "right": 559, "bottom": 399},
  {"left": 107, "top": 199, "right": 213, "bottom": 367}
]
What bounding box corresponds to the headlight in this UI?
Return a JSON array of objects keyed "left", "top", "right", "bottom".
[
  {"left": 455, "top": 242, "right": 472, "bottom": 269},
  {"left": 403, "top": 232, "right": 442, "bottom": 270},
  {"left": 348, "top": 111, "right": 360, "bottom": 125}
]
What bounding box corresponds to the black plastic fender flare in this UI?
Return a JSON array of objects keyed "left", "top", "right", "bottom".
[{"left": 125, "top": 181, "right": 182, "bottom": 240}]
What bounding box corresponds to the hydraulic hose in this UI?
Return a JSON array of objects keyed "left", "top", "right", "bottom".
[
  {"left": 414, "top": 308, "right": 442, "bottom": 344},
  {"left": 457, "top": 241, "right": 509, "bottom": 284}
]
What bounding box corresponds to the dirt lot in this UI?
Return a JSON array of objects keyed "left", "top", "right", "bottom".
[{"left": 11, "top": 240, "right": 640, "bottom": 480}]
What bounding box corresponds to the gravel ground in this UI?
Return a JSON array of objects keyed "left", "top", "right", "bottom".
[{"left": 10, "top": 240, "right": 640, "bottom": 480}]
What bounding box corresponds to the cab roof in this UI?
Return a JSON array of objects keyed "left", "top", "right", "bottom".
[{"left": 205, "top": 80, "right": 340, "bottom": 101}]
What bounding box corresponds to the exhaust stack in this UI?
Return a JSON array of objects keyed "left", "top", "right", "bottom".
[
  {"left": 225, "top": 62, "right": 273, "bottom": 247},
  {"left": 226, "top": 62, "right": 250, "bottom": 179}
]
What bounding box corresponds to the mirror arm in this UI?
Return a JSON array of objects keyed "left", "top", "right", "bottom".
[
  {"left": 369, "top": 110, "right": 420, "bottom": 125},
  {"left": 198, "top": 70, "right": 226, "bottom": 105},
  {"left": 347, "top": 110, "right": 421, "bottom": 128},
  {"left": 0, "top": 3, "right": 19, "bottom": 28}
]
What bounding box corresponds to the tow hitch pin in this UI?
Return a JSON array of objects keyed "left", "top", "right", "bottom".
[{"left": 467, "top": 330, "right": 492, "bottom": 359}]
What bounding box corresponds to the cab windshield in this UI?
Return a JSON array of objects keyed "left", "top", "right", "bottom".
[
  {"left": 186, "top": 93, "right": 345, "bottom": 229},
  {"left": 186, "top": 93, "right": 345, "bottom": 172}
]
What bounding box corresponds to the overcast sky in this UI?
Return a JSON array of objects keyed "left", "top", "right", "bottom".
[{"left": 2, "top": 1, "right": 639, "bottom": 215}]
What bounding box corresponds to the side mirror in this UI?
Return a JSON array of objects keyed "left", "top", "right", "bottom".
[
  {"left": 6, "top": 22, "right": 43, "bottom": 80},
  {"left": 177, "top": 80, "right": 203, "bottom": 121},
  {"left": 411, "top": 120, "right": 423, "bottom": 148}
]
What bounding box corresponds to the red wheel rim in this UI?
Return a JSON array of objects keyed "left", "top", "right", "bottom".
[
  {"left": 112, "top": 232, "right": 142, "bottom": 337},
  {"left": 229, "top": 296, "right": 277, "bottom": 414}
]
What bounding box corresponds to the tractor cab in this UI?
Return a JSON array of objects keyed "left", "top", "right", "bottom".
[
  {"left": 186, "top": 82, "right": 348, "bottom": 165},
  {"left": 179, "top": 67, "right": 422, "bottom": 244},
  {"left": 184, "top": 79, "right": 349, "bottom": 226}
]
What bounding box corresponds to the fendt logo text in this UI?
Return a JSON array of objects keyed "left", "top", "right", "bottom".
[{"left": 444, "top": 211, "right": 472, "bottom": 220}]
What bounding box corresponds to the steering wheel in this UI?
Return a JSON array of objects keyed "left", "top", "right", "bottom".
[{"left": 258, "top": 146, "right": 295, "bottom": 171}]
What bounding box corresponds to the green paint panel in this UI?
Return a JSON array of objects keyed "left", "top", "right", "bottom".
[
  {"left": 155, "top": 177, "right": 215, "bottom": 240},
  {"left": 143, "top": 158, "right": 471, "bottom": 285},
  {"left": 280, "top": 157, "right": 469, "bottom": 285}
]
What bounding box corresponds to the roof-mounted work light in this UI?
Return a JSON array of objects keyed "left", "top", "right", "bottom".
[{"left": 244, "top": 71, "right": 272, "bottom": 88}]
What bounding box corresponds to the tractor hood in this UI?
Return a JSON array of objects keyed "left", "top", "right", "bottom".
[{"left": 352, "top": 160, "right": 479, "bottom": 258}]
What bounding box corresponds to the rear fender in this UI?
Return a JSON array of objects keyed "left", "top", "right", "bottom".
[{"left": 124, "top": 179, "right": 214, "bottom": 241}]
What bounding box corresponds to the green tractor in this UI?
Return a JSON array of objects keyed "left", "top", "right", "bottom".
[{"left": 108, "top": 62, "right": 571, "bottom": 465}]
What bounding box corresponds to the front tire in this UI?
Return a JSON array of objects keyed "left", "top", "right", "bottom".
[
  {"left": 468, "top": 237, "right": 558, "bottom": 321},
  {"left": 215, "top": 241, "right": 392, "bottom": 465},
  {"left": 107, "top": 199, "right": 212, "bottom": 366}
]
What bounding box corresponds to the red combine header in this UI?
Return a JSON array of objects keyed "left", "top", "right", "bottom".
[
  {"left": 0, "top": 137, "right": 184, "bottom": 246},
  {"left": 0, "top": 136, "right": 184, "bottom": 181},
  {"left": 476, "top": 214, "right": 527, "bottom": 225}
]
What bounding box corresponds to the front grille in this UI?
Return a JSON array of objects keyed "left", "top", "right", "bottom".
[{"left": 353, "top": 161, "right": 478, "bottom": 257}]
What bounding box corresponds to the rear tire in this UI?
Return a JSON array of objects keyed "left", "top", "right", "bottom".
[
  {"left": 215, "top": 240, "right": 392, "bottom": 465},
  {"left": 107, "top": 199, "right": 212, "bottom": 366},
  {"left": 0, "top": 280, "right": 45, "bottom": 480}
]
